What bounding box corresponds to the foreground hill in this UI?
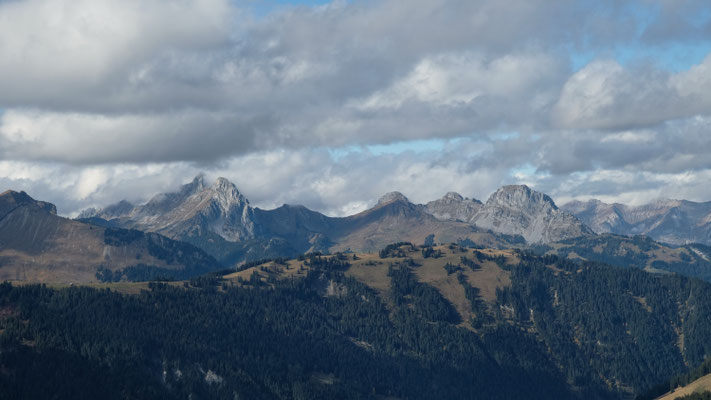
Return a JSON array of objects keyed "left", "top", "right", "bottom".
[
  {"left": 234, "top": 245, "right": 711, "bottom": 396},
  {"left": 3, "top": 244, "right": 711, "bottom": 398},
  {"left": 562, "top": 198, "right": 711, "bottom": 246},
  {"left": 0, "top": 190, "right": 220, "bottom": 283}
]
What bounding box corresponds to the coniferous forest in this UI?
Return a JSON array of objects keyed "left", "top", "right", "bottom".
[{"left": 1, "top": 248, "right": 711, "bottom": 399}]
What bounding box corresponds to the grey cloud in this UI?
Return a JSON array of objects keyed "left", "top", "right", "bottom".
[
  {"left": 2, "top": 0, "right": 711, "bottom": 215},
  {"left": 0, "top": 109, "right": 272, "bottom": 164},
  {"left": 0, "top": 0, "right": 655, "bottom": 165},
  {"left": 0, "top": 0, "right": 233, "bottom": 111},
  {"left": 535, "top": 116, "right": 711, "bottom": 175}
]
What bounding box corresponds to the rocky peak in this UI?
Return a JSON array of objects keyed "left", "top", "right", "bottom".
[
  {"left": 78, "top": 199, "right": 135, "bottom": 219},
  {"left": 213, "top": 177, "right": 233, "bottom": 191},
  {"left": 472, "top": 185, "right": 592, "bottom": 243},
  {"left": 424, "top": 192, "right": 482, "bottom": 223},
  {"left": 443, "top": 192, "right": 464, "bottom": 201},
  {"left": 377, "top": 192, "right": 410, "bottom": 206},
  {"left": 209, "top": 177, "right": 248, "bottom": 208},
  {"left": 75, "top": 175, "right": 258, "bottom": 243},
  {"left": 186, "top": 174, "right": 207, "bottom": 193},
  {"left": 561, "top": 199, "right": 627, "bottom": 235},
  {"left": 487, "top": 185, "right": 557, "bottom": 211}
]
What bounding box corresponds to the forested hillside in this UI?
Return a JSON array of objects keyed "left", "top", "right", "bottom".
[{"left": 1, "top": 245, "right": 711, "bottom": 399}]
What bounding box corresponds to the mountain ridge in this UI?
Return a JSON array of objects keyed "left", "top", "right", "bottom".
[
  {"left": 78, "top": 176, "right": 591, "bottom": 264},
  {"left": 562, "top": 198, "right": 711, "bottom": 246}
]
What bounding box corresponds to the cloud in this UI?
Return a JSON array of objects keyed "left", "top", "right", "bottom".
[
  {"left": 0, "top": 0, "right": 233, "bottom": 110},
  {"left": 0, "top": 109, "right": 269, "bottom": 164},
  {"left": 2, "top": 0, "right": 711, "bottom": 214},
  {"left": 553, "top": 56, "right": 711, "bottom": 130}
]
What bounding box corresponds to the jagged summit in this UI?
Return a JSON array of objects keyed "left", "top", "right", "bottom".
[
  {"left": 185, "top": 174, "right": 208, "bottom": 193},
  {"left": 472, "top": 185, "right": 592, "bottom": 243},
  {"left": 487, "top": 185, "right": 558, "bottom": 210},
  {"left": 78, "top": 199, "right": 135, "bottom": 220},
  {"left": 443, "top": 192, "right": 464, "bottom": 201},
  {"left": 210, "top": 177, "right": 249, "bottom": 209},
  {"left": 377, "top": 191, "right": 410, "bottom": 206},
  {"left": 425, "top": 192, "right": 482, "bottom": 223},
  {"left": 80, "top": 175, "right": 257, "bottom": 244}
]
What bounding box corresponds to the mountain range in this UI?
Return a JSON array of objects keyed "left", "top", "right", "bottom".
[
  {"left": 7, "top": 175, "right": 711, "bottom": 284},
  {"left": 79, "top": 175, "right": 592, "bottom": 265},
  {"left": 562, "top": 198, "right": 711, "bottom": 246}
]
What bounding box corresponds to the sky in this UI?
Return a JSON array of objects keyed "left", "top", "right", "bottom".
[{"left": 2, "top": 0, "right": 711, "bottom": 216}]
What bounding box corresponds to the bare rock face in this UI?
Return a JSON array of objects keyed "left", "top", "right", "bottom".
[
  {"left": 376, "top": 192, "right": 410, "bottom": 206},
  {"left": 424, "top": 192, "right": 482, "bottom": 223},
  {"left": 561, "top": 199, "right": 629, "bottom": 234},
  {"left": 562, "top": 198, "right": 711, "bottom": 246},
  {"left": 81, "top": 175, "right": 258, "bottom": 243},
  {"left": 471, "top": 185, "right": 593, "bottom": 244}
]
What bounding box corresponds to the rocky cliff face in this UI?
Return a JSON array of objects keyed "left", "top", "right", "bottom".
[
  {"left": 82, "top": 175, "right": 258, "bottom": 243},
  {"left": 470, "top": 185, "right": 593, "bottom": 244},
  {"left": 562, "top": 199, "right": 629, "bottom": 234},
  {"left": 424, "top": 192, "right": 482, "bottom": 223},
  {"left": 562, "top": 198, "right": 711, "bottom": 246}
]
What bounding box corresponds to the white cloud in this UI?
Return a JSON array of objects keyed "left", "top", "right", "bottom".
[{"left": 554, "top": 55, "right": 711, "bottom": 130}]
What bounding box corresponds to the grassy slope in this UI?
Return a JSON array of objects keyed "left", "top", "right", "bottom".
[
  {"left": 27, "top": 243, "right": 711, "bottom": 398},
  {"left": 658, "top": 375, "right": 711, "bottom": 400},
  {"left": 224, "top": 244, "right": 515, "bottom": 326},
  {"left": 0, "top": 205, "right": 220, "bottom": 284}
]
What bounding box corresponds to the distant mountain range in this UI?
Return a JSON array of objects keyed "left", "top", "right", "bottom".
[
  {"left": 78, "top": 175, "right": 593, "bottom": 265},
  {"left": 562, "top": 198, "right": 711, "bottom": 246},
  {"left": 7, "top": 174, "right": 711, "bottom": 283}
]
